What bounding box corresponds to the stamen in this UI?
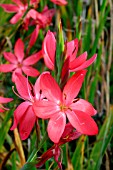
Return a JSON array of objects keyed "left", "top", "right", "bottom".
[
  {"left": 12, "top": 86, "right": 26, "bottom": 101},
  {"left": 73, "top": 98, "right": 80, "bottom": 103}
]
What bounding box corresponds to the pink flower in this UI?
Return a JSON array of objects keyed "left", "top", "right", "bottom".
[
  {"left": 24, "top": 6, "right": 55, "bottom": 48},
  {"left": 0, "top": 38, "right": 42, "bottom": 82},
  {"left": 0, "top": 96, "right": 13, "bottom": 112},
  {"left": 33, "top": 71, "right": 98, "bottom": 143},
  {"left": 50, "top": 0, "right": 68, "bottom": 6},
  {"left": 0, "top": 0, "right": 39, "bottom": 24},
  {"left": 42, "top": 30, "right": 97, "bottom": 71}
]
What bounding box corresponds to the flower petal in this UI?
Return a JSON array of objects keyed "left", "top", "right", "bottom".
[
  {"left": 0, "top": 64, "right": 16, "bottom": 72},
  {"left": 47, "top": 112, "right": 66, "bottom": 143},
  {"left": 63, "top": 70, "right": 87, "bottom": 105},
  {"left": 0, "top": 97, "right": 13, "bottom": 104},
  {"left": 23, "top": 50, "right": 42, "bottom": 65},
  {"left": 0, "top": 4, "right": 19, "bottom": 13},
  {"left": 10, "top": 101, "right": 30, "bottom": 130},
  {"left": 69, "top": 52, "right": 87, "bottom": 70},
  {"left": 10, "top": 12, "right": 24, "bottom": 24},
  {"left": 22, "top": 66, "right": 40, "bottom": 77},
  {"left": 3, "top": 52, "right": 17, "bottom": 64},
  {"left": 40, "top": 73, "right": 62, "bottom": 102},
  {"left": 12, "top": 68, "right": 22, "bottom": 82},
  {"left": 66, "top": 109, "right": 98, "bottom": 135},
  {"left": 42, "top": 30, "right": 56, "bottom": 70},
  {"left": 70, "top": 54, "right": 97, "bottom": 72},
  {"left": 70, "top": 99, "right": 97, "bottom": 116},
  {"left": 29, "top": 25, "right": 40, "bottom": 48},
  {"left": 14, "top": 38, "right": 24, "bottom": 62},
  {"left": 14, "top": 73, "right": 32, "bottom": 100},
  {"left": 0, "top": 108, "right": 4, "bottom": 112},
  {"left": 50, "top": 0, "right": 68, "bottom": 5},
  {"left": 19, "top": 106, "right": 36, "bottom": 140},
  {"left": 66, "top": 39, "right": 79, "bottom": 61},
  {"left": 33, "top": 100, "right": 60, "bottom": 119}
]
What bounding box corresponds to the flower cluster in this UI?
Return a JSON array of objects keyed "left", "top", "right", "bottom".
[{"left": 0, "top": 0, "right": 98, "bottom": 169}]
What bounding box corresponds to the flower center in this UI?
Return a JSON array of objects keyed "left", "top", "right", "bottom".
[
  {"left": 17, "top": 62, "right": 22, "bottom": 68},
  {"left": 60, "top": 104, "right": 68, "bottom": 111}
]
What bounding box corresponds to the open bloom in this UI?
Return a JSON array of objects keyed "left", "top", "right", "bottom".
[
  {"left": 0, "top": 38, "right": 42, "bottom": 82},
  {"left": 33, "top": 71, "right": 98, "bottom": 143},
  {"left": 10, "top": 72, "right": 46, "bottom": 140},
  {"left": 0, "top": 0, "right": 39, "bottom": 24},
  {"left": 50, "top": 0, "right": 68, "bottom": 6},
  {"left": 0, "top": 96, "right": 13, "bottom": 112},
  {"left": 42, "top": 30, "right": 97, "bottom": 71}
]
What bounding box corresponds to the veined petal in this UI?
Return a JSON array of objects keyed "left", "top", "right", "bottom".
[
  {"left": 33, "top": 100, "right": 60, "bottom": 119},
  {"left": 66, "top": 39, "right": 79, "bottom": 61},
  {"left": 10, "top": 12, "right": 24, "bottom": 24},
  {"left": 42, "top": 30, "right": 56, "bottom": 70},
  {"left": 70, "top": 54, "right": 97, "bottom": 72},
  {"left": 14, "top": 73, "right": 32, "bottom": 100},
  {"left": 69, "top": 52, "right": 87, "bottom": 70},
  {"left": 10, "top": 101, "right": 30, "bottom": 130},
  {"left": 23, "top": 50, "right": 42, "bottom": 65},
  {"left": 40, "top": 73, "right": 62, "bottom": 102},
  {"left": 22, "top": 66, "right": 40, "bottom": 77},
  {"left": 70, "top": 99, "right": 97, "bottom": 116},
  {"left": 0, "top": 64, "right": 16, "bottom": 72},
  {"left": 0, "top": 4, "right": 19, "bottom": 13},
  {"left": 66, "top": 109, "right": 98, "bottom": 135},
  {"left": 14, "top": 38, "right": 24, "bottom": 62},
  {"left": 0, "top": 97, "right": 13, "bottom": 104},
  {"left": 19, "top": 106, "right": 36, "bottom": 140},
  {"left": 63, "top": 70, "right": 87, "bottom": 105},
  {"left": 47, "top": 112, "right": 66, "bottom": 143},
  {"left": 3, "top": 52, "right": 17, "bottom": 64},
  {"left": 50, "top": 0, "right": 68, "bottom": 5}
]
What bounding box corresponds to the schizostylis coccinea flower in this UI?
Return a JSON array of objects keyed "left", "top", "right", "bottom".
[
  {"left": 0, "top": 38, "right": 42, "bottom": 82},
  {"left": 33, "top": 71, "right": 98, "bottom": 143}
]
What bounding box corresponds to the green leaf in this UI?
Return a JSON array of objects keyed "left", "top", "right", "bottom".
[
  {"left": 87, "top": 107, "right": 113, "bottom": 170},
  {"left": 72, "top": 135, "right": 86, "bottom": 170}
]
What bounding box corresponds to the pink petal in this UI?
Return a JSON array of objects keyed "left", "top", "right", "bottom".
[
  {"left": 42, "top": 30, "right": 56, "bottom": 70},
  {"left": 19, "top": 106, "right": 36, "bottom": 140},
  {"left": 40, "top": 73, "right": 62, "bottom": 102},
  {"left": 12, "top": 68, "right": 22, "bottom": 82},
  {"left": 3, "top": 52, "right": 17, "bottom": 64},
  {"left": 0, "top": 97, "right": 13, "bottom": 104},
  {"left": 66, "top": 39, "right": 79, "bottom": 61},
  {"left": 14, "top": 38, "right": 24, "bottom": 62},
  {"left": 29, "top": 25, "right": 40, "bottom": 48},
  {"left": 69, "top": 52, "right": 87, "bottom": 70},
  {"left": 22, "top": 66, "right": 40, "bottom": 77},
  {"left": 10, "top": 12, "right": 24, "bottom": 24},
  {"left": 23, "top": 50, "right": 42, "bottom": 65},
  {"left": 66, "top": 109, "right": 98, "bottom": 135},
  {"left": 26, "top": 9, "right": 38, "bottom": 20},
  {"left": 70, "top": 54, "right": 97, "bottom": 72},
  {"left": 63, "top": 70, "right": 87, "bottom": 105},
  {"left": 10, "top": 101, "right": 30, "bottom": 130},
  {"left": 47, "top": 112, "right": 66, "bottom": 143},
  {"left": 0, "top": 4, "right": 19, "bottom": 13},
  {"left": 50, "top": 0, "right": 68, "bottom": 5},
  {"left": 0, "top": 64, "right": 16, "bottom": 72},
  {"left": 14, "top": 73, "right": 32, "bottom": 100},
  {"left": 70, "top": 99, "right": 97, "bottom": 116},
  {"left": 33, "top": 100, "right": 60, "bottom": 119}
]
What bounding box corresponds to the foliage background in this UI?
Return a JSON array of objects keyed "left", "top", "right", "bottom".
[{"left": 0, "top": 0, "right": 113, "bottom": 169}]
